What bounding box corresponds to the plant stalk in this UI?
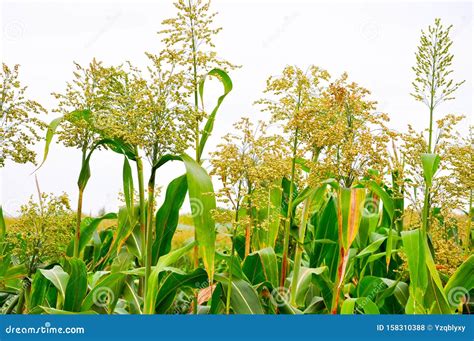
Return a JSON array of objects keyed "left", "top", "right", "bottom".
[
  {"left": 144, "top": 169, "right": 156, "bottom": 298},
  {"left": 280, "top": 128, "right": 298, "bottom": 287},
  {"left": 290, "top": 196, "right": 311, "bottom": 306}
]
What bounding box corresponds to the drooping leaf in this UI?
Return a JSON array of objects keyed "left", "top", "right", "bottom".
[
  {"left": 36, "top": 116, "right": 64, "bottom": 171},
  {"left": 39, "top": 265, "right": 69, "bottom": 301},
  {"left": 198, "top": 68, "right": 233, "bottom": 158}
]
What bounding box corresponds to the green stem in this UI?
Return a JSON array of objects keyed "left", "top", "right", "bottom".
[
  {"left": 280, "top": 128, "right": 299, "bottom": 287},
  {"left": 16, "top": 289, "right": 25, "bottom": 314},
  {"left": 290, "top": 196, "right": 311, "bottom": 306},
  {"left": 74, "top": 188, "right": 84, "bottom": 258},
  {"left": 226, "top": 182, "right": 242, "bottom": 315},
  {"left": 422, "top": 184, "right": 430, "bottom": 235},
  {"left": 135, "top": 155, "right": 147, "bottom": 292},
  {"left": 144, "top": 169, "right": 156, "bottom": 301},
  {"left": 331, "top": 248, "right": 349, "bottom": 314},
  {"left": 73, "top": 149, "right": 87, "bottom": 259},
  {"left": 465, "top": 189, "right": 473, "bottom": 253}
]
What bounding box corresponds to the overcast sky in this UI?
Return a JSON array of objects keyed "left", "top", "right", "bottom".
[{"left": 1, "top": 0, "right": 472, "bottom": 216}]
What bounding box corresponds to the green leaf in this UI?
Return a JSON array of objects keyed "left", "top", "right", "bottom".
[
  {"left": 81, "top": 273, "right": 125, "bottom": 311},
  {"left": 445, "top": 254, "right": 474, "bottom": 298},
  {"left": 216, "top": 274, "right": 264, "bottom": 314},
  {"left": 36, "top": 307, "right": 98, "bottom": 315},
  {"left": 401, "top": 229, "right": 428, "bottom": 313},
  {"left": 39, "top": 266, "right": 69, "bottom": 301},
  {"left": 341, "top": 297, "right": 380, "bottom": 314},
  {"left": 155, "top": 268, "right": 208, "bottom": 313},
  {"left": 242, "top": 247, "right": 279, "bottom": 288},
  {"left": 356, "top": 237, "right": 387, "bottom": 258},
  {"left": 294, "top": 267, "right": 327, "bottom": 307},
  {"left": 29, "top": 271, "right": 51, "bottom": 309},
  {"left": 144, "top": 241, "right": 196, "bottom": 314},
  {"left": 122, "top": 156, "right": 135, "bottom": 226},
  {"left": 66, "top": 212, "right": 117, "bottom": 256},
  {"left": 337, "top": 187, "right": 366, "bottom": 250},
  {"left": 256, "top": 180, "right": 283, "bottom": 249},
  {"left": 0, "top": 206, "right": 6, "bottom": 244},
  {"left": 64, "top": 258, "right": 88, "bottom": 312},
  {"left": 35, "top": 116, "right": 64, "bottom": 171},
  {"left": 153, "top": 175, "right": 188, "bottom": 263},
  {"left": 364, "top": 180, "right": 394, "bottom": 222},
  {"left": 198, "top": 68, "right": 233, "bottom": 158},
  {"left": 181, "top": 154, "right": 217, "bottom": 283},
  {"left": 421, "top": 153, "right": 440, "bottom": 187}
]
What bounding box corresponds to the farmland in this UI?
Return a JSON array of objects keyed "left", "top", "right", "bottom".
[{"left": 0, "top": 0, "right": 472, "bottom": 316}]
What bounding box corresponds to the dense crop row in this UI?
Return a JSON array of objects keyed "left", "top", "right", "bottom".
[{"left": 0, "top": 1, "right": 472, "bottom": 315}]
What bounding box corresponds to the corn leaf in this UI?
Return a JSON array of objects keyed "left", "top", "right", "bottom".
[
  {"left": 181, "top": 154, "right": 217, "bottom": 283},
  {"left": 144, "top": 241, "right": 196, "bottom": 314},
  {"left": 153, "top": 175, "right": 188, "bottom": 263},
  {"left": 421, "top": 153, "right": 440, "bottom": 187},
  {"left": 341, "top": 297, "right": 379, "bottom": 314},
  {"left": 242, "top": 247, "right": 279, "bottom": 288},
  {"left": 81, "top": 273, "right": 125, "bottom": 311},
  {"left": 66, "top": 212, "right": 117, "bottom": 256},
  {"left": 294, "top": 266, "right": 327, "bottom": 307},
  {"left": 64, "top": 258, "right": 88, "bottom": 312},
  {"left": 29, "top": 271, "right": 51, "bottom": 309},
  {"left": 337, "top": 187, "right": 366, "bottom": 251},
  {"left": 401, "top": 229, "right": 428, "bottom": 313},
  {"left": 217, "top": 274, "right": 264, "bottom": 314},
  {"left": 198, "top": 68, "right": 233, "bottom": 159},
  {"left": 155, "top": 268, "right": 208, "bottom": 313},
  {"left": 0, "top": 206, "right": 5, "bottom": 245},
  {"left": 37, "top": 307, "right": 98, "bottom": 315},
  {"left": 39, "top": 265, "right": 69, "bottom": 301},
  {"left": 445, "top": 254, "right": 474, "bottom": 296}
]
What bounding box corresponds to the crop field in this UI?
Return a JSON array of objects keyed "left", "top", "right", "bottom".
[{"left": 0, "top": 0, "right": 472, "bottom": 317}]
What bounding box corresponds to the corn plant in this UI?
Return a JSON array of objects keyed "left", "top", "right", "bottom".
[{"left": 0, "top": 7, "right": 472, "bottom": 318}]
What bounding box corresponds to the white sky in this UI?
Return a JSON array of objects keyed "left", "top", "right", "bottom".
[{"left": 1, "top": 0, "right": 472, "bottom": 216}]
